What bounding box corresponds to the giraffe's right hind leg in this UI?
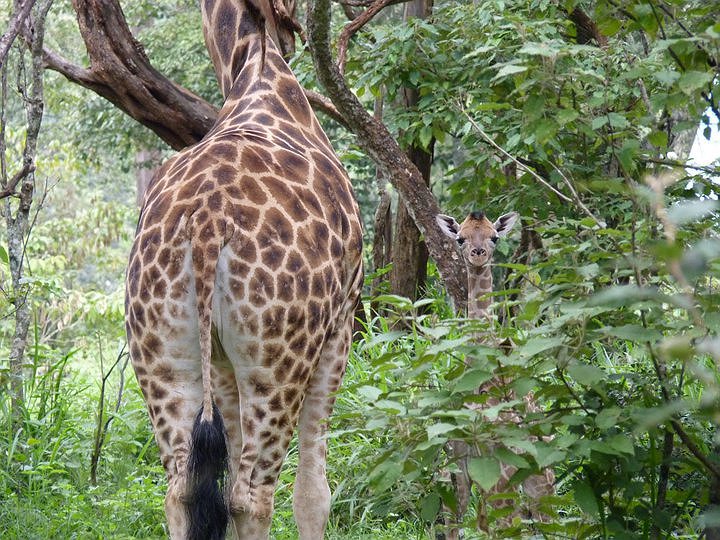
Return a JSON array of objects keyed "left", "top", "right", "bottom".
[{"left": 224, "top": 339, "right": 313, "bottom": 540}]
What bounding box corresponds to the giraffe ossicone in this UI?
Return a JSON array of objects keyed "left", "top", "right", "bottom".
[{"left": 125, "top": 2, "right": 363, "bottom": 539}]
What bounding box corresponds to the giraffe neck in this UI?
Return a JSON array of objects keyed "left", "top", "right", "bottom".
[
  {"left": 201, "top": 0, "right": 265, "bottom": 98},
  {"left": 467, "top": 263, "right": 493, "bottom": 320}
]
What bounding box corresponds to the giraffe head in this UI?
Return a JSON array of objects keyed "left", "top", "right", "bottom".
[{"left": 436, "top": 210, "right": 519, "bottom": 268}]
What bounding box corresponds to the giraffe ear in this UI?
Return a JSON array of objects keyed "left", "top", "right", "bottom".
[
  {"left": 436, "top": 214, "right": 460, "bottom": 239},
  {"left": 493, "top": 212, "right": 519, "bottom": 237}
]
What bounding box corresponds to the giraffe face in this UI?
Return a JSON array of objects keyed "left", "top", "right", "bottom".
[{"left": 436, "top": 210, "right": 519, "bottom": 268}]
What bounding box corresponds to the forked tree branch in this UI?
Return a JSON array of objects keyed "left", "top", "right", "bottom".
[{"left": 0, "top": 160, "right": 35, "bottom": 199}]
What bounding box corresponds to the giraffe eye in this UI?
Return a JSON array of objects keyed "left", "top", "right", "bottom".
[
  {"left": 491, "top": 236, "right": 499, "bottom": 244},
  {"left": 456, "top": 236, "right": 466, "bottom": 246}
]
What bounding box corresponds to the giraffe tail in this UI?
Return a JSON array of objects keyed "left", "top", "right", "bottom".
[
  {"left": 187, "top": 403, "right": 229, "bottom": 540},
  {"left": 186, "top": 215, "right": 231, "bottom": 540}
]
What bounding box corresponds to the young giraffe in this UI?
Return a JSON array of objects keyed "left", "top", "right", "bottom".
[
  {"left": 435, "top": 210, "right": 554, "bottom": 534},
  {"left": 125, "top": 2, "right": 363, "bottom": 539}
]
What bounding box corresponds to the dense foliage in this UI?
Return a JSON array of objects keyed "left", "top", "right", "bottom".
[{"left": 1, "top": 0, "right": 718, "bottom": 538}]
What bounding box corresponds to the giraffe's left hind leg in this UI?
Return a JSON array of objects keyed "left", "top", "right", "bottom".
[{"left": 293, "top": 317, "right": 352, "bottom": 540}]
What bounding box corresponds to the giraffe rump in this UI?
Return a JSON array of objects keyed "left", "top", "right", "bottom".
[{"left": 187, "top": 403, "right": 229, "bottom": 540}]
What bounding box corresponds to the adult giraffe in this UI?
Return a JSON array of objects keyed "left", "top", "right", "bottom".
[
  {"left": 124, "top": 1, "right": 363, "bottom": 538},
  {"left": 436, "top": 210, "right": 554, "bottom": 534}
]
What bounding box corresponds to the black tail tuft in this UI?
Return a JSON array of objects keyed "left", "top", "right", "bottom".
[{"left": 187, "top": 403, "right": 229, "bottom": 540}]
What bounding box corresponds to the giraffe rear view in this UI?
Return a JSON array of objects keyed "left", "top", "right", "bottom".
[{"left": 125, "top": 2, "right": 363, "bottom": 539}]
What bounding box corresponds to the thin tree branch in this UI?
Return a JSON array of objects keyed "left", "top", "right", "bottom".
[
  {"left": 644, "top": 157, "right": 719, "bottom": 174},
  {"left": 0, "top": 160, "right": 35, "bottom": 199},
  {"left": 670, "top": 418, "right": 720, "bottom": 480},
  {"left": 657, "top": 2, "right": 717, "bottom": 68},
  {"left": 458, "top": 106, "right": 572, "bottom": 203},
  {"left": 459, "top": 104, "right": 605, "bottom": 227},
  {"left": 303, "top": 87, "right": 349, "bottom": 128},
  {"left": 337, "top": 0, "right": 395, "bottom": 74},
  {"left": 0, "top": 0, "right": 37, "bottom": 69}
]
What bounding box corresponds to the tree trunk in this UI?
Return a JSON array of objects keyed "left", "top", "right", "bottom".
[
  {"left": 388, "top": 0, "right": 433, "bottom": 301},
  {"left": 307, "top": 0, "right": 466, "bottom": 310},
  {"left": 371, "top": 93, "right": 392, "bottom": 295},
  {"left": 134, "top": 149, "right": 161, "bottom": 207},
  {"left": 390, "top": 135, "right": 432, "bottom": 300},
  {"left": 1, "top": 0, "right": 52, "bottom": 426}
]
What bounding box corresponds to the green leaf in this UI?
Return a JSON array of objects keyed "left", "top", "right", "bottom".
[
  {"left": 426, "top": 422, "right": 458, "bottom": 439},
  {"left": 595, "top": 407, "right": 622, "bottom": 430},
  {"left": 492, "top": 64, "right": 527, "bottom": 81},
  {"left": 370, "top": 459, "right": 403, "bottom": 492},
  {"left": 418, "top": 125, "right": 433, "bottom": 150},
  {"left": 677, "top": 71, "right": 713, "bottom": 94},
  {"left": 420, "top": 492, "right": 441, "bottom": 522},
  {"left": 567, "top": 363, "right": 605, "bottom": 387},
  {"left": 618, "top": 139, "right": 639, "bottom": 172},
  {"left": 467, "top": 457, "right": 501, "bottom": 491},
  {"left": 535, "top": 446, "right": 566, "bottom": 468},
  {"left": 356, "top": 385, "right": 383, "bottom": 402},
  {"left": 607, "top": 112, "right": 629, "bottom": 129},
  {"left": 556, "top": 108, "right": 579, "bottom": 126},
  {"left": 605, "top": 435, "right": 635, "bottom": 455},
  {"left": 518, "top": 42, "right": 557, "bottom": 57},
  {"left": 574, "top": 481, "right": 600, "bottom": 517},
  {"left": 452, "top": 368, "right": 493, "bottom": 393},
  {"left": 588, "top": 285, "right": 662, "bottom": 307},
  {"left": 374, "top": 400, "right": 406, "bottom": 415},
  {"left": 648, "top": 131, "right": 668, "bottom": 148},
  {"left": 591, "top": 116, "right": 607, "bottom": 130},
  {"left": 653, "top": 70, "right": 680, "bottom": 86},
  {"left": 494, "top": 447, "right": 529, "bottom": 469},
  {"left": 524, "top": 94, "right": 545, "bottom": 114},
  {"left": 518, "top": 336, "right": 564, "bottom": 359}
]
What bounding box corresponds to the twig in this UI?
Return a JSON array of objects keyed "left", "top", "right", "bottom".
[
  {"left": 546, "top": 159, "right": 605, "bottom": 226},
  {"left": 303, "top": 87, "right": 349, "bottom": 128},
  {"left": 643, "top": 158, "right": 719, "bottom": 175},
  {"left": 333, "top": 0, "right": 410, "bottom": 8},
  {"left": 337, "top": 0, "right": 395, "bottom": 74},
  {"left": 651, "top": 429, "right": 674, "bottom": 540},
  {"left": 657, "top": 2, "right": 717, "bottom": 68},
  {"left": 90, "top": 342, "right": 129, "bottom": 485},
  {"left": 670, "top": 418, "right": 720, "bottom": 479},
  {"left": 458, "top": 104, "right": 604, "bottom": 227},
  {"left": 457, "top": 107, "right": 572, "bottom": 203},
  {"left": 0, "top": 0, "right": 37, "bottom": 69}
]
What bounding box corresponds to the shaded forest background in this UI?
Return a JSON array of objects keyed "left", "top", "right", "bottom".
[{"left": 1, "top": 0, "right": 719, "bottom": 538}]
